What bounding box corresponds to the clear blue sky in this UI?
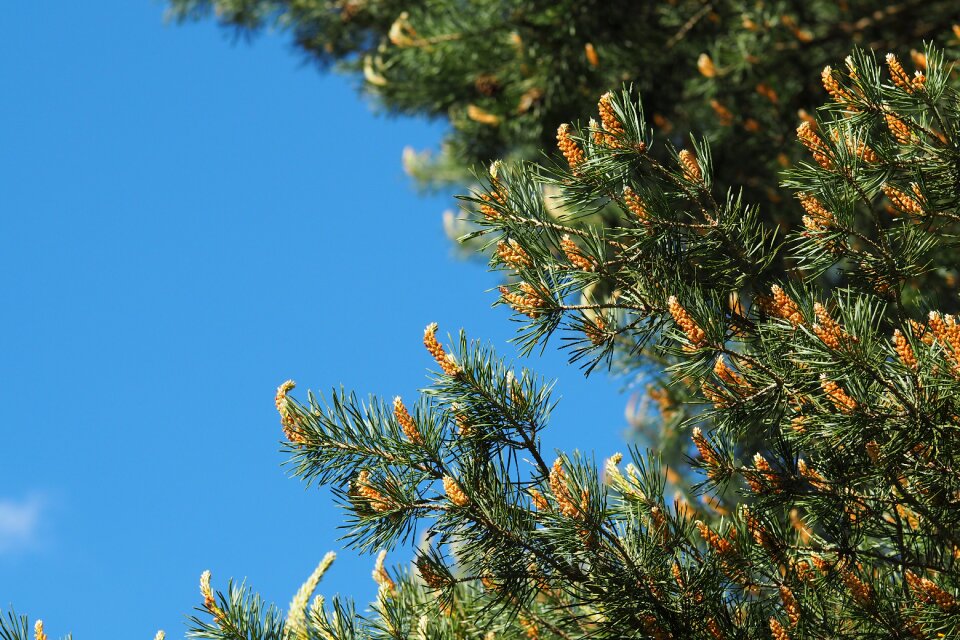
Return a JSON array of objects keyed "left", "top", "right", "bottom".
[{"left": 0, "top": 3, "right": 629, "bottom": 637}]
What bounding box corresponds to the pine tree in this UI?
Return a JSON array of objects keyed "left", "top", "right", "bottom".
[{"left": 179, "top": 44, "right": 957, "bottom": 639}]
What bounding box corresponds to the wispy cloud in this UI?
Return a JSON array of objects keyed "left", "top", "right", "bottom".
[{"left": 0, "top": 494, "right": 45, "bottom": 554}]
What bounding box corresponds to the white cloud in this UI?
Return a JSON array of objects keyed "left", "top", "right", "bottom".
[{"left": 0, "top": 495, "right": 45, "bottom": 554}]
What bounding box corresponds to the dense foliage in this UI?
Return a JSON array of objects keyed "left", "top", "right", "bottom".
[{"left": 189, "top": 45, "right": 958, "bottom": 639}]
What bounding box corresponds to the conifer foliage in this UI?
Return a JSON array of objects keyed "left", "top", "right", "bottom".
[{"left": 184, "top": 46, "right": 958, "bottom": 639}]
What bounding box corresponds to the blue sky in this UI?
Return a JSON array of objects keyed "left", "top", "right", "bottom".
[{"left": 0, "top": 3, "right": 629, "bottom": 637}]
